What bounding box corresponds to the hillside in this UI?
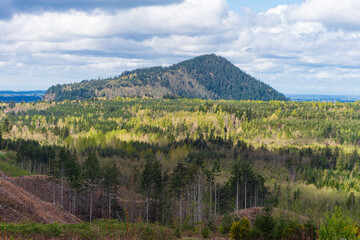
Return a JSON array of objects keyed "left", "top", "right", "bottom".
[
  {"left": 44, "top": 54, "right": 287, "bottom": 101},
  {"left": 0, "top": 177, "right": 81, "bottom": 223}
]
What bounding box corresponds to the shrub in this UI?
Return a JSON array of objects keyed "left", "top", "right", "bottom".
[
  {"left": 252, "top": 206, "right": 277, "bottom": 240},
  {"left": 229, "top": 217, "right": 251, "bottom": 240},
  {"left": 201, "top": 227, "right": 210, "bottom": 238},
  {"left": 174, "top": 228, "right": 181, "bottom": 238},
  {"left": 318, "top": 206, "right": 358, "bottom": 240},
  {"left": 220, "top": 213, "right": 233, "bottom": 234}
]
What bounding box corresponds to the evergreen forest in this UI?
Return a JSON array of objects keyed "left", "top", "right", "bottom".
[{"left": 2, "top": 97, "right": 360, "bottom": 239}]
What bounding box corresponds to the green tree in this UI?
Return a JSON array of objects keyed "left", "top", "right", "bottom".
[
  {"left": 253, "top": 206, "right": 277, "bottom": 240},
  {"left": 65, "top": 151, "right": 82, "bottom": 214},
  {"left": 318, "top": 206, "right": 358, "bottom": 240},
  {"left": 141, "top": 157, "right": 163, "bottom": 222},
  {"left": 83, "top": 151, "right": 101, "bottom": 222},
  {"left": 103, "top": 162, "right": 120, "bottom": 219},
  {"left": 170, "top": 161, "right": 188, "bottom": 224}
]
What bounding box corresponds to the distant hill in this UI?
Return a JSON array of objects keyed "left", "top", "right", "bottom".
[
  {"left": 44, "top": 54, "right": 287, "bottom": 101},
  {"left": 0, "top": 90, "right": 46, "bottom": 103}
]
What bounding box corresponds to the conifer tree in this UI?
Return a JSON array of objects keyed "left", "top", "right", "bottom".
[
  {"left": 103, "top": 162, "right": 120, "bottom": 219},
  {"left": 83, "top": 151, "right": 100, "bottom": 222},
  {"left": 141, "top": 157, "right": 163, "bottom": 222},
  {"left": 170, "top": 161, "right": 188, "bottom": 223}
]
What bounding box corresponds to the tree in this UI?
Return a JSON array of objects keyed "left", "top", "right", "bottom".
[
  {"left": 58, "top": 148, "right": 67, "bottom": 207},
  {"left": 65, "top": 151, "right": 82, "bottom": 214},
  {"left": 103, "top": 162, "right": 120, "bottom": 219},
  {"left": 229, "top": 160, "right": 242, "bottom": 211},
  {"left": 83, "top": 151, "right": 101, "bottom": 222},
  {"left": 318, "top": 206, "right": 358, "bottom": 240},
  {"left": 141, "top": 157, "right": 163, "bottom": 222},
  {"left": 9, "top": 100, "right": 15, "bottom": 109},
  {"left": 253, "top": 206, "right": 277, "bottom": 240},
  {"left": 0, "top": 130, "right": 3, "bottom": 149},
  {"left": 170, "top": 161, "right": 188, "bottom": 224}
]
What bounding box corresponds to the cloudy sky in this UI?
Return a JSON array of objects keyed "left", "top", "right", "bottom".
[{"left": 0, "top": 0, "right": 359, "bottom": 95}]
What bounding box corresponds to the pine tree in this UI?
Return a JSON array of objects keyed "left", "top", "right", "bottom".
[
  {"left": 83, "top": 151, "right": 100, "bottom": 222},
  {"left": 170, "top": 161, "right": 189, "bottom": 224},
  {"left": 141, "top": 157, "right": 163, "bottom": 222},
  {"left": 103, "top": 162, "right": 120, "bottom": 219},
  {"left": 0, "top": 130, "right": 3, "bottom": 149},
  {"left": 65, "top": 151, "right": 82, "bottom": 214}
]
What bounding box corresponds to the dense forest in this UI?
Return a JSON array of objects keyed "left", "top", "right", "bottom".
[
  {"left": 2, "top": 98, "right": 360, "bottom": 239},
  {"left": 44, "top": 54, "right": 287, "bottom": 102}
]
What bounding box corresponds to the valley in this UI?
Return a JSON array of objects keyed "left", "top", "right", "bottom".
[{"left": 1, "top": 96, "right": 360, "bottom": 239}]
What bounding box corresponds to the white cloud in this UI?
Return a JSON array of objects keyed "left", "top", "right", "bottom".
[
  {"left": 288, "top": 0, "right": 360, "bottom": 29},
  {"left": 1, "top": 0, "right": 360, "bottom": 94}
]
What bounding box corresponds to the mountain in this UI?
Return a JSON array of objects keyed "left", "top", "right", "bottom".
[
  {"left": 0, "top": 90, "right": 46, "bottom": 103},
  {"left": 44, "top": 54, "right": 287, "bottom": 101}
]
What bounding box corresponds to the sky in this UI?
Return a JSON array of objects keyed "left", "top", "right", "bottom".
[{"left": 0, "top": 0, "right": 360, "bottom": 95}]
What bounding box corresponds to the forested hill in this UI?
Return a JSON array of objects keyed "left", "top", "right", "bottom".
[{"left": 44, "top": 54, "right": 287, "bottom": 101}]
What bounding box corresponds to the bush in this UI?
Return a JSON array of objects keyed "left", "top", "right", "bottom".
[
  {"left": 229, "top": 217, "right": 251, "bottom": 240},
  {"left": 201, "top": 227, "right": 210, "bottom": 238},
  {"left": 174, "top": 228, "right": 181, "bottom": 238},
  {"left": 220, "top": 213, "right": 233, "bottom": 234},
  {"left": 318, "top": 206, "right": 358, "bottom": 240},
  {"left": 252, "top": 206, "right": 277, "bottom": 240}
]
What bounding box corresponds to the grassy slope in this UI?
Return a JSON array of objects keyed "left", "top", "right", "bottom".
[
  {"left": 0, "top": 152, "right": 29, "bottom": 177},
  {"left": 0, "top": 220, "right": 174, "bottom": 240}
]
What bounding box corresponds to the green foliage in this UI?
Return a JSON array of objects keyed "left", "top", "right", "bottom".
[
  {"left": 229, "top": 217, "right": 251, "bottom": 240},
  {"left": 0, "top": 153, "right": 29, "bottom": 177},
  {"left": 220, "top": 213, "right": 233, "bottom": 234},
  {"left": 174, "top": 227, "right": 181, "bottom": 238},
  {"left": 252, "top": 206, "right": 277, "bottom": 240},
  {"left": 318, "top": 206, "right": 358, "bottom": 240},
  {"left": 0, "top": 220, "right": 175, "bottom": 240},
  {"left": 83, "top": 151, "right": 100, "bottom": 189},
  {"left": 201, "top": 227, "right": 210, "bottom": 238}
]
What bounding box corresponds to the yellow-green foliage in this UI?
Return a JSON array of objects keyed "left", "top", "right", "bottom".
[
  {"left": 0, "top": 152, "right": 29, "bottom": 177},
  {"left": 318, "top": 207, "right": 358, "bottom": 240},
  {"left": 229, "top": 217, "right": 251, "bottom": 240}
]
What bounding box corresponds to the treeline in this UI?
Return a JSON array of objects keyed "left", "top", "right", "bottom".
[
  {"left": 7, "top": 98, "right": 360, "bottom": 148},
  {"left": 0, "top": 130, "right": 270, "bottom": 224}
]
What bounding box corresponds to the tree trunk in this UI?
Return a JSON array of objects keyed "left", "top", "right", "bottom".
[
  {"left": 52, "top": 184, "right": 56, "bottom": 204},
  {"left": 236, "top": 174, "right": 239, "bottom": 211},
  {"left": 179, "top": 196, "right": 182, "bottom": 224},
  {"left": 255, "top": 184, "right": 258, "bottom": 207},
  {"left": 69, "top": 189, "right": 72, "bottom": 213},
  {"left": 209, "top": 179, "right": 212, "bottom": 216},
  {"left": 90, "top": 190, "right": 93, "bottom": 222},
  {"left": 108, "top": 189, "right": 111, "bottom": 219},
  {"left": 214, "top": 180, "right": 217, "bottom": 216},
  {"left": 61, "top": 166, "right": 64, "bottom": 207},
  {"left": 146, "top": 196, "right": 149, "bottom": 221},
  {"left": 193, "top": 183, "right": 196, "bottom": 224},
  {"left": 197, "top": 176, "right": 201, "bottom": 222},
  {"left": 244, "top": 175, "right": 247, "bottom": 209},
  {"left": 73, "top": 190, "right": 76, "bottom": 215}
]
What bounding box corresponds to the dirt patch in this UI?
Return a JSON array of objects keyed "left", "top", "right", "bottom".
[
  {"left": 0, "top": 178, "right": 81, "bottom": 223},
  {"left": 235, "top": 207, "right": 309, "bottom": 224}
]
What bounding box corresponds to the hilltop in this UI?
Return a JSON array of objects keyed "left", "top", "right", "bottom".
[{"left": 44, "top": 54, "right": 287, "bottom": 101}]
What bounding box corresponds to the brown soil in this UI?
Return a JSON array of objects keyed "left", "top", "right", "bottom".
[
  {"left": 0, "top": 177, "right": 81, "bottom": 223},
  {"left": 7, "top": 175, "right": 146, "bottom": 221},
  {"left": 235, "top": 207, "right": 309, "bottom": 224}
]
